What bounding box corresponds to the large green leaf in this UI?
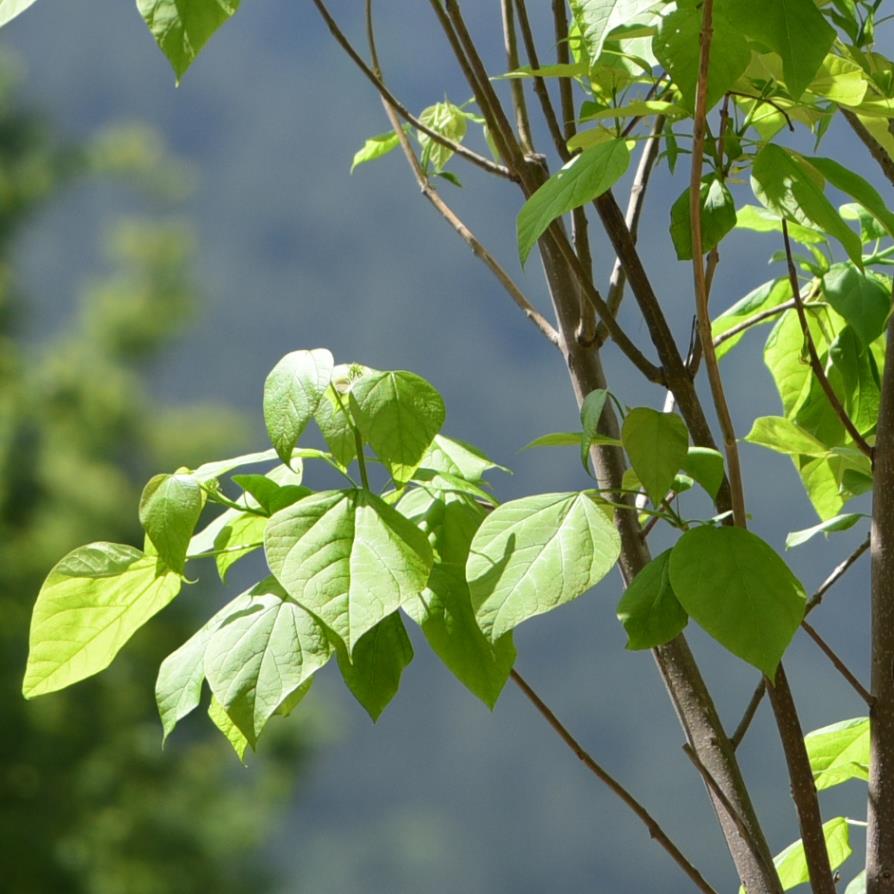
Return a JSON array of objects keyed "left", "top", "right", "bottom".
[
  {"left": 136, "top": 0, "right": 241, "bottom": 81},
  {"left": 0, "top": 0, "right": 38, "bottom": 28},
  {"left": 155, "top": 590, "right": 252, "bottom": 743},
  {"left": 751, "top": 145, "right": 863, "bottom": 266},
  {"left": 724, "top": 0, "right": 835, "bottom": 99},
  {"left": 669, "top": 176, "right": 738, "bottom": 261},
  {"left": 265, "top": 489, "right": 433, "bottom": 653},
  {"left": 349, "top": 369, "right": 445, "bottom": 481},
  {"left": 264, "top": 348, "right": 334, "bottom": 466},
  {"left": 744, "top": 416, "right": 830, "bottom": 458},
  {"left": 654, "top": 3, "right": 749, "bottom": 111},
  {"left": 617, "top": 550, "right": 688, "bottom": 650},
  {"left": 569, "top": 0, "right": 659, "bottom": 62},
  {"left": 139, "top": 472, "right": 205, "bottom": 573},
  {"left": 399, "top": 492, "right": 515, "bottom": 708},
  {"left": 804, "top": 717, "right": 869, "bottom": 790},
  {"left": 335, "top": 612, "right": 413, "bottom": 721},
  {"left": 467, "top": 491, "right": 620, "bottom": 641},
  {"left": 24, "top": 543, "right": 182, "bottom": 698},
  {"left": 517, "top": 140, "right": 631, "bottom": 264},
  {"left": 204, "top": 578, "right": 332, "bottom": 744},
  {"left": 622, "top": 408, "right": 690, "bottom": 505},
  {"left": 669, "top": 526, "right": 806, "bottom": 676},
  {"left": 822, "top": 263, "right": 891, "bottom": 348}
]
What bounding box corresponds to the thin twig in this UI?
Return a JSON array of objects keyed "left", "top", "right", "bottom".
[
  {"left": 514, "top": 0, "right": 567, "bottom": 159},
  {"left": 511, "top": 669, "right": 720, "bottom": 894},
  {"left": 713, "top": 299, "right": 798, "bottom": 349},
  {"left": 800, "top": 619, "right": 873, "bottom": 705},
  {"left": 842, "top": 108, "right": 894, "bottom": 190},
  {"left": 311, "top": 0, "right": 515, "bottom": 182},
  {"left": 501, "top": 0, "right": 534, "bottom": 155},
  {"left": 730, "top": 681, "right": 767, "bottom": 750},
  {"left": 781, "top": 221, "right": 874, "bottom": 460}
]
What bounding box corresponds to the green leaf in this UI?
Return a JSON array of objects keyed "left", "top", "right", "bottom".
[
  {"left": 806, "top": 54, "right": 868, "bottom": 107},
  {"left": 409, "top": 467, "right": 498, "bottom": 507},
  {"left": 136, "top": 0, "right": 241, "bottom": 82},
  {"left": 745, "top": 416, "right": 830, "bottom": 458},
  {"left": 231, "top": 473, "right": 308, "bottom": 516},
  {"left": 139, "top": 472, "right": 205, "bottom": 573},
  {"left": 621, "top": 408, "right": 690, "bottom": 504},
  {"left": 846, "top": 871, "right": 866, "bottom": 894},
  {"left": 208, "top": 695, "right": 250, "bottom": 762},
  {"left": 841, "top": 203, "right": 888, "bottom": 244},
  {"left": 212, "top": 511, "right": 268, "bottom": 582},
  {"left": 523, "top": 431, "right": 585, "bottom": 449},
  {"left": 264, "top": 348, "right": 334, "bottom": 466},
  {"left": 517, "top": 139, "right": 631, "bottom": 264},
  {"left": 773, "top": 817, "right": 852, "bottom": 891},
  {"left": 724, "top": 0, "right": 835, "bottom": 99},
  {"left": 467, "top": 491, "right": 621, "bottom": 641},
  {"left": 806, "top": 155, "right": 894, "bottom": 242},
  {"left": 0, "top": 0, "right": 38, "bottom": 29},
  {"left": 265, "top": 489, "right": 433, "bottom": 653},
  {"left": 669, "top": 527, "right": 806, "bottom": 676},
  {"left": 351, "top": 131, "right": 400, "bottom": 172},
  {"left": 350, "top": 369, "right": 446, "bottom": 481},
  {"left": 204, "top": 577, "right": 332, "bottom": 745},
  {"left": 654, "top": 4, "right": 749, "bottom": 111},
  {"left": 822, "top": 263, "right": 891, "bottom": 348},
  {"left": 399, "top": 493, "right": 515, "bottom": 708},
  {"left": 315, "top": 385, "right": 358, "bottom": 468},
  {"left": 335, "top": 612, "right": 413, "bottom": 721},
  {"left": 712, "top": 278, "right": 792, "bottom": 360},
  {"left": 418, "top": 101, "right": 468, "bottom": 173},
  {"left": 804, "top": 717, "right": 869, "bottom": 790},
  {"left": 751, "top": 145, "right": 863, "bottom": 266},
  {"left": 570, "top": 0, "right": 660, "bottom": 62},
  {"left": 669, "top": 177, "right": 738, "bottom": 261},
  {"left": 580, "top": 388, "right": 610, "bottom": 472},
  {"left": 681, "top": 447, "right": 725, "bottom": 498},
  {"left": 421, "top": 434, "right": 509, "bottom": 483},
  {"left": 785, "top": 513, "right": 864, "bottom": 549},
  {"left": 734, "top": 205, "right": 826, "bottom": 245},
  {"left": 155, "top": 590, "right": 252, "bottom": 743},
  {"left": 617, "top": 550, "right": 688, "bottom": 650},
  {"left": 24, "top": 544, "right": 182, "bottom": 698},
  {"left": 190, "top": 448, "right": 280, "bottom": 482}
]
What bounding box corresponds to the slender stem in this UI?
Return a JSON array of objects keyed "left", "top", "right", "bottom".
[
  {"left": 842, "top": 108, "right": 894, "bottom": 190},
  {"left": 781, "top": 221, "right": 874, "bottom": 460},
  {"left": 713, "top": 299, "right": 798, "bottom": 349},
  {"left": 311, "top": 0, "right": 516, "bottom": 182},
  {"left": 333, "top": 388, "right": 370, "bottom": 489},
  {"left": 511, "top": 669, "right": 720, "bottom": 894},
  {"left": 800, "top": 619, "right": 873, "bottom": 705},
  {"left": 731, "top": 681, "right": 767, "bottom": 750},
  {"left": 514, "top": 0, "right": 567, "bottom": 159},
  {"left": 501, "top": 0, "right": 534, "bottom": 155},
  {"left": 867, "top": 315, "right": 894, "bottom": 893}
]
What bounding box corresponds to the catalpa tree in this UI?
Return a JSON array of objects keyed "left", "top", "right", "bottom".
[{"left": 12, "top": 1, "right": 894, "bottom": 892}]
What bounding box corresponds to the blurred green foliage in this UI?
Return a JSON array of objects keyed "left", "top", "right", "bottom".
[{"left": 0, "top": 57, "right": 307, "bottom": 894}]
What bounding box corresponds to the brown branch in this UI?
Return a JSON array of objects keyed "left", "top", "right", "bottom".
[
  {"left": 800, "top": 619, "right": 873, "bottom": 705},
  {"left": 731, "top": 681, "right": 767, "bottom": 751},
  {"left": 553, "top": 0, "right": 575, "bottom": 151},
  {"left": 501, "top": 0, "right": 534, "bottom": 155},
  {"left": 781, "top": 221, "right": 874, "bottom": 460},
  {"left": 842, "top": 108, "right": 894, "bottom": 190},
  {"left": 712, "top": 299, "right": 798, "bottom": 349},
  {"left": 867, "top": 314, "right": 894, "bottom": 891},
  {"left": 512, "top": 669, "right": 720, "bottom": 894}
]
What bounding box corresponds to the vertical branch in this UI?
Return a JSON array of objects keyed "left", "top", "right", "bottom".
[
  {"left": 867, "top": 315, "right": 894, "bottom": 894},
  {"left": 500, "top": 0, "right": 534, "bottom": 154}
]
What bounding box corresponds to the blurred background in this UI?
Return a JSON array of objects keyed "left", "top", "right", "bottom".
[{"left": 0, "top": 3, "right": 879, "bottom": 892}]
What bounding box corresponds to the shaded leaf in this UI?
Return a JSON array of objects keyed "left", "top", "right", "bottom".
[
  {"left": 617, "top": 550, "right": 688, "bottom": 649},
  {"left": 670, "top": 176, "right": 737, "bottom": 261},
  {"left": 622, "top": 408, "right": 689, "bottom": 504},
  {"left": 822, "top": 263, "right": 891, "bottom": 348},
  {"left": 139, "top": 472, "right": 205, "bottom": 573}
]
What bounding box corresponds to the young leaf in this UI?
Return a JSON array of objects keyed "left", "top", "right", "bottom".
[
  {"left": 349, "top": 369, "right": 446, "bottom": 481},
  {"left": 822, "top": 263, "right": 891, "bottom": 348},
  {"left": 399, "top": 493, "right": 515, "bottom": 708},
  {"left": 190, "top": 448, "right": 281, "bottom": 482},
  {"left": 265, "top": 489, "right": 433, "bottom": 653},
  {"left": 617, "top": 550, "right": 688, "bottom": 650},
  {"left": 654, "top": 4, "right": 749, "bottom": 111},
  {"left": 785, "top": 513, "right": 865, "bottom": 549},
  {"left": 417, "top": 101, "right": 467, "bottom": 173},
  {"left": 139, "top": 472, "right": 205, "bottom": 573},
  {"left": 351, "top": 131, "right": 400, "bottom": 173},
  {"left": 155, "top": 590, "right": 252, "bottom": 743},
  {"left": 724, "top": 0, "right": 835, "bottom": 99},
  {"left": 315, "top": 385, "right": 358, "bottom": 468},
  {"left": 744, "top": 416, "right": 830, "bottom": 458},
  {"left": 669, "top": 526, "right": 806, "bottom": 676},
  {"left": 621, "top": 408, "right": 689, "bottom": 505},
  {"left": 517, "top": 140, "right": 631, "bottom": 264},
  {"left": 204, "top": 577, "right": 333, "bottom": 745},
  {"left": 522, "top": 432, "right": 589, "bottom": 449},
  {"left": 681, "top": 447, "right": 725, "bottom": 499},
  {"left": 136, "top": 0, "right": 241, "bottom": 82},
  {"left": 212, "top": 511, "right": 267, "bottom": 581},
  {"left": 264, "top": 348, "right": 334, "bottom": 466},
  {"left": 669, "top": 177, "right": 738, "bottom": 261},
  {"left": 335, "top": 612, "right": 413, "bottom": 721},
  {"left": 421, "top": 434, "right": 509, "bottom": 483},
  {"left": 24, "top": 544, "right": 182, "bottom": 698},
  {"left": 0, "top": 0, "right": 38, "bottom": 29},
  {"left": 804, "top": 717, "right": 869, "bottom": 790},
  {"left": 751, "top": 145, "right": 863, "bottom": 266},
  {"left": 580, "top": 388, "right": 610, "bottom": 472},
  {"left": 467, "top": 491, "right": 621, "bottom": 641}
]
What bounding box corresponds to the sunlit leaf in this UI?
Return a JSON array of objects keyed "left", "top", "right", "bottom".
[
  {"left": 139, "top": 472, "right": 205, "bottom": 573},
  {"left": 805, "top": 717, "right": 870, "bottom": 790}
]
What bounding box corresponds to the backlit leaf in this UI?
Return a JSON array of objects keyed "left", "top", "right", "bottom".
[
  {"left": 139, "top": 472, "right": 205, "bottom": 573},
  {"left": 805, "top": 717, "right": 870, "bottom": 790}
]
